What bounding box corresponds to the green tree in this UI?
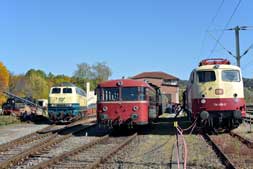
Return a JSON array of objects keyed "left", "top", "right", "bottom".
[
  {"left": 52, "top": 75, "right": 72, "bottom": 85},
  {"left": 25, "top": 69, "right": 47, "bottom": 79},
  {"left": 92, "top": 62, "right": 112, "bottom": 82},
  {"left": 244, "top": 88, "right": 253, "bottom": 104},
  {"left": 73, "top": 63, "right": 93, "bottom": 79}
]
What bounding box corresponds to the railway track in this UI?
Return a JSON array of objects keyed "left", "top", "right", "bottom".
[
  {"left": 0, "top": 116, "right": 95, "bottom": 153},
  {"left": 0, "top": 117, "right": 96, "bottom": 169},
  {"left": 202, "top": 133, "right": 253, "bottom": 169},
  {"left": 31, "top": 133, "right": 137, "bottom": 169}
]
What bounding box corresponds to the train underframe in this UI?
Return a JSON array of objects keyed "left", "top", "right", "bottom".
[
  {"left": 48, "top": 109, "right": 86, "bottom": 123},
  {"left": 98, "top": 118, "right": 150, "bottom": 128},
  {"left": 196, "top": 110, "right": 243, "bottom": 132},
  {"left": 98, "top": 110, "right": 158, "bottom": 129}
]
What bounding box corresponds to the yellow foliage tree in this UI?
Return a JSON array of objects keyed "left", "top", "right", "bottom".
[{"left": 0, "top": 62, "right": 10, "bottom": 105}]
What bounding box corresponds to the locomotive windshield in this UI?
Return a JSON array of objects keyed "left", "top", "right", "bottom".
[
  {"left": 100, "top": 87, "right": 119, "bottom": 101},
  {"left": 222, "top": 70, "right": 240, "bottom": 82},
  {"left": 98, "top": 87, "right": 146, "bottom": 101},
  {"left": 52, "top": 88, "right": 61, "bottom": 94},
  {"left": 197, "top": 71, "right": 216, "bottom": 83},
  {"left": 63, "top": 88, "right": 72, "bottom": 93},
  {"left": 121, "top": 87, "right": 145, "bottom": 101}
]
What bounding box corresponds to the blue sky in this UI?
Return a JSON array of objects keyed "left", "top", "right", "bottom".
[{"left": 0, "top": 0, "right": 253, "bottom": 80}]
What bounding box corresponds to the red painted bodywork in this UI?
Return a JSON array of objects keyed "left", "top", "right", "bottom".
[
  {"left": 192, "top": 98, "right": 246, "bottom": 118},
  {"left": 98, "top": 102, "right": 150, "bottom": 124},
  {"left": 97, "top": 79, "right": 158, "bottom": 125}
]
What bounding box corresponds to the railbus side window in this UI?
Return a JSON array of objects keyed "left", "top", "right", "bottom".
[{"left": 138, "top": 87, "right": 146, "bottom": 101}]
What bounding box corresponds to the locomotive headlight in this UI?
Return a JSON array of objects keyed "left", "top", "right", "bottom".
[
  {"left": 50, "top": 104, "right": 57, "bottom": 107},
  {"left": 102, "top": 106, "right": 108, "bottom": 112},
  {"left": 117, "top": 81, "right": 123, "bottom": 86},
  {"left": 132, "top": 106, "right": 139, "bottom": 111},
  {"left": 131, "top": 114, "right": 138, "bottom": 120},
  {"left": 200, "top": 98, "right": 206, "bottom": 104},
  {"left": 66, "top": 104, "right": 72, "bottom": 107},
  {"left": 200, "top": 111, "right": 209, "bottom": 120},
  {"left": 100, "top": 114, "right": 108, "bottom": 120}
]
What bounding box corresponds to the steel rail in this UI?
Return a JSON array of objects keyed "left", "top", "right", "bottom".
[
  {"left": 201, "top": 134, "right": 236, "bottom": 169},
  {"left": 0, "top": 116, "right": 96, "bottom": 153},
  {"left": 0, "top": 123, "right": 96, "bottom": 169},
  {"left": 32, "top": 133, "right": 137, "bottom": 169},
  {"left": 0, "top": 124, "right": 56, "bottom": 152},
  {"left": 230, "top": 131, "right": 253, "bottom": 148},
  {"left": 87, "top": 133, "right": 138, "bottom": 169},
  {"left": 31, "top": 134, "right": 110, "bottom": 169}
]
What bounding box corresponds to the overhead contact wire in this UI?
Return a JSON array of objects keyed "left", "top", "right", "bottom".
[{"left": 209, "top": 0, "right": 243, "bottom": 57}]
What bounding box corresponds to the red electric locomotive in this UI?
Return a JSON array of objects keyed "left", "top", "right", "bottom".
[
  {"left": 184, "top": 58, "right": 246, "bottom": 131},
  {"left": 96, "top": 79, "right": 162, "bottom": 128}
]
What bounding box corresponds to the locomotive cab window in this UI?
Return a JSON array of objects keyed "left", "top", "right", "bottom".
[
  {"left": 197, "top": 71, "right": 216, "bottom": 83},
  {"left": 52, "top": 88, "right": 61, "bottom": 94},
  {"left": 63, "top": 88, "right": 72, "bottom": 93},
  {"left": 222, "top": 70, "right": 240, "bottom": 82}
]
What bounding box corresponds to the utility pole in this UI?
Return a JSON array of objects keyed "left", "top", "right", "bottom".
[
  {"left": 227, "top": 25, "right": 253, "bottom": 67},
  {"left": 235, "top": 26, "right": 241, "bottom": 67}
]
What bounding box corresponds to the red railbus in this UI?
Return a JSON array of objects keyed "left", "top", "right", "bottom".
[{"left": 96, "top": 79, "right": 162, "bottom": 128}]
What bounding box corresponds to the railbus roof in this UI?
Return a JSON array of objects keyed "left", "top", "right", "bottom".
[{"left": 98, "top": 79, "right": 158, "bottom": 89}]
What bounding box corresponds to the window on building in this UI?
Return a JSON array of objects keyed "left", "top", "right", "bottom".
[{"left": 162, "top": 79, "right": 178, "bottom": 86}]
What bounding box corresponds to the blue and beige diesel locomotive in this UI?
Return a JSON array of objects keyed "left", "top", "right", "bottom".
[{"left": 48, "top": 82, "right": 87, "bottom": 122}]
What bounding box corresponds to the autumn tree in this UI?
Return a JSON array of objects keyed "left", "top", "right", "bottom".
[
  {"left": 26, "top": 74, "right": 49, "bottom": 99},
  {"left": 0, "top": 62, "right": 10, "bottom": 105}
]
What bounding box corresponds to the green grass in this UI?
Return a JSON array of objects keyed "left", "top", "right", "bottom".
[{"left": 0, "top": 115, "right": 22, "bottom": 126}]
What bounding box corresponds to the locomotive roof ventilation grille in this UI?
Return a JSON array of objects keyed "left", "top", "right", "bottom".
[{"left": 199, "top": 58, "right": 230, "bottom": 67}]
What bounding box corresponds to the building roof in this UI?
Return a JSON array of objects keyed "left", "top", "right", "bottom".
[{"left": 132, "top": 71, "right": 178, "bottom": 80}]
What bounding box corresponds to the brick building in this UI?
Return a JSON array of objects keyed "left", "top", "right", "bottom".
[{"left": 131, "top": 71, "right": 179, "bottom": 104}]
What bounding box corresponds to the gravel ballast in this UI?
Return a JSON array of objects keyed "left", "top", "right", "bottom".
[
  {"left": 0, "top": 124, "right": 49, "bottom": 145},
  {"left": 101, "top": 134, "right": 175, "bottom": 169}
]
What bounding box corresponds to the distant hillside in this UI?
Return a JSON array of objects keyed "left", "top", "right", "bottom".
[
  {"left": 178, "top": 80, "right": 188, "bottom": 89},
  {"left": 243, "top": 78, "right": 253, "bottom": 88}
]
